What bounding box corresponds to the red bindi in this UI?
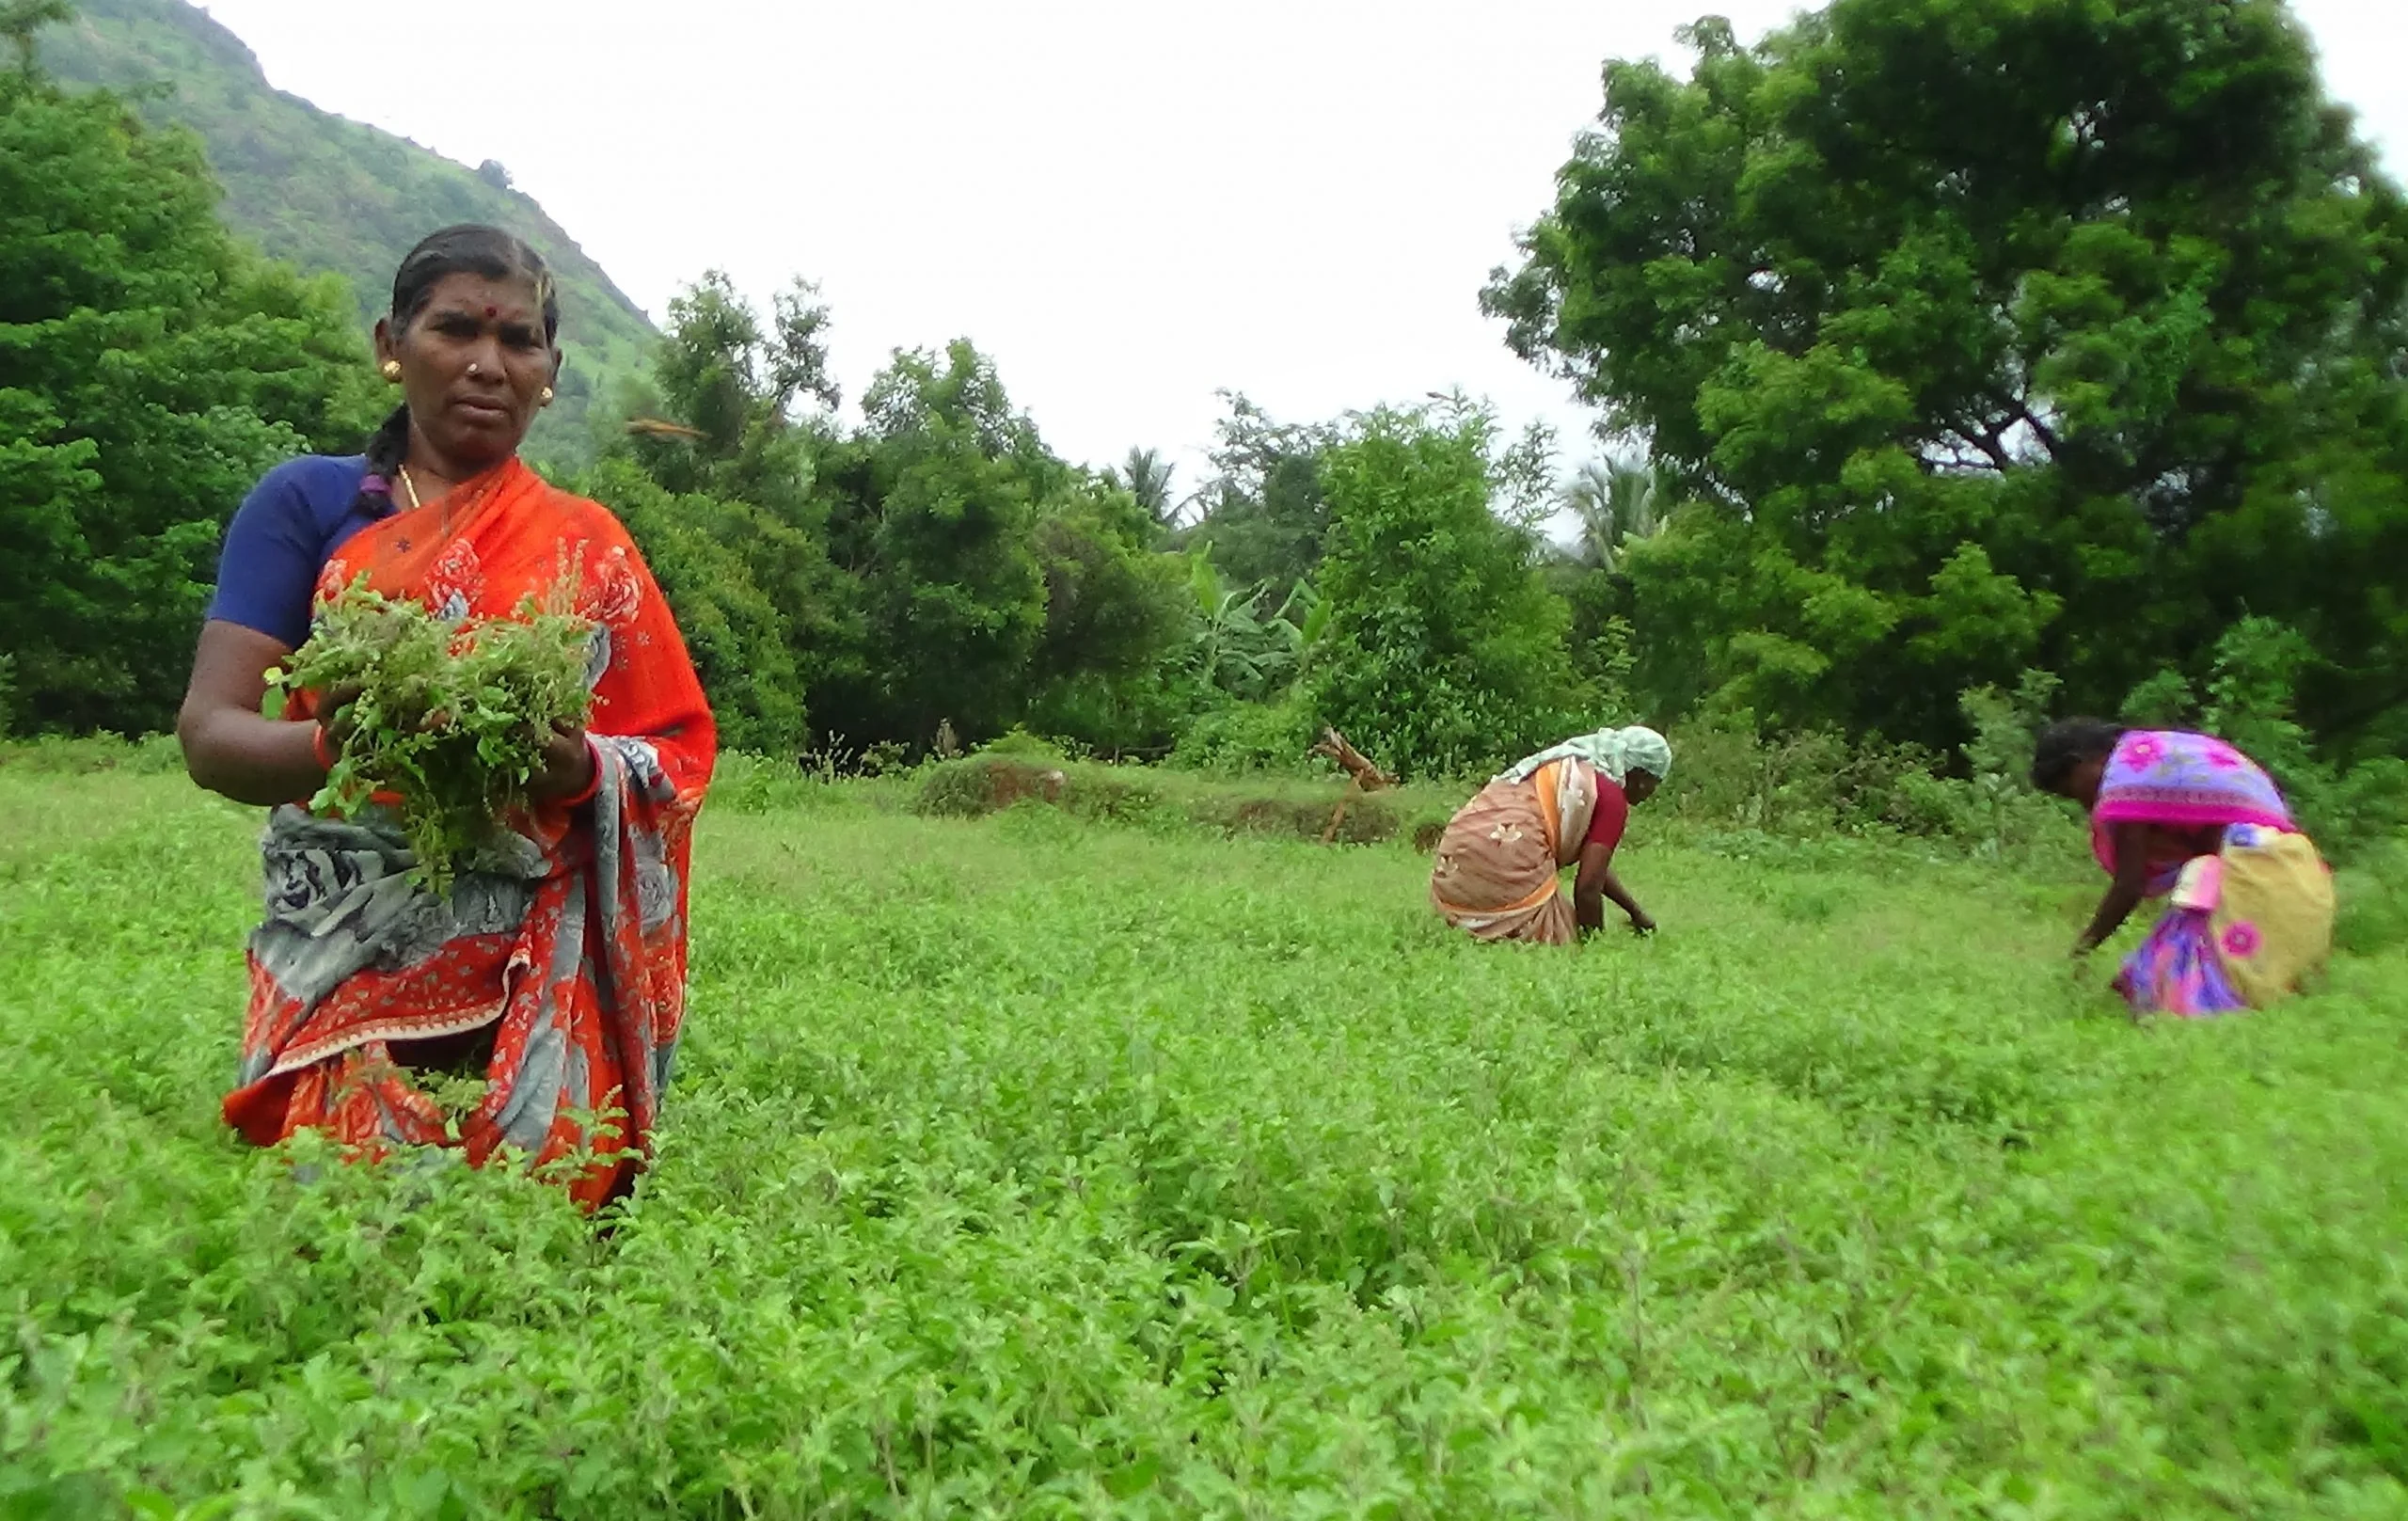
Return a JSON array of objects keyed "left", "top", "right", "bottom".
[{"left": 484, "top": 305, "right": 499, "bottom": 319}]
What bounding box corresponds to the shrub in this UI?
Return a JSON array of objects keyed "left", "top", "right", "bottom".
[
  {"left": 706, "top": 751, "right": 848, "bottom": 815},
  {"left": 1886, "top": 770, "right": 1981, "bottom": 839},
  {"left": 0, "top": 732, "right": 186, "bottom": 775},
  {"left": 1947, "top": 671, "right": 2066, "bottom": 856},
  {"left": 1660, "top": 712, "right": 1925, "bottom": 836},
  {"left": 1166, "top": 697, "right": 1320, "bottom": 775},
  {"left": 982, "top": 726, "right": 1074, "bottom": 763},
  {"left": 1183, "top": 792, "right": 1402, "bottom": 845},
  {"left": 1659, "top": 679, "right": 2071, "bottom": 863},
  {"left": 2333, "top": 835, "right": 2408, "bottom": 957},
  {"left": 2119, "top": 668, "right": 2196, "bottom": 728},
  {"left": 912, "top": 754, "right": 1069, "bottom": 818}
]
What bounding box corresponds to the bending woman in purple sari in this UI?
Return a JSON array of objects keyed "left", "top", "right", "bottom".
[{"left": 2032, "top": 720, "right": 2335, "bottom": 1017}]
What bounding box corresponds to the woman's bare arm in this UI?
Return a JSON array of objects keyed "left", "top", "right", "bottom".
[
  {"left": 2074, "top": 821, "right": 2155, "bottom": 955},
  {"left": 1574, "top": 840, "right": 1655, "bottom": 938},
  {"left": 176, "top": 621, "right": 325, "bottom": 806}
]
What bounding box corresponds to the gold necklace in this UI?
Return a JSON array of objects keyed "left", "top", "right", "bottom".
[{"left": 397, "top": 465, "right": 425, "bottom": 513}]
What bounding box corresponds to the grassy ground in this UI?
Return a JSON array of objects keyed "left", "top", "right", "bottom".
[{"left": 4, "top": 764, "right": 2407, "bottom": 1517}]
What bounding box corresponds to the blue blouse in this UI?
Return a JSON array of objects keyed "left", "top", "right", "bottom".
[{"left": 205, "top": 455, "right": 392, "bottom": 649}]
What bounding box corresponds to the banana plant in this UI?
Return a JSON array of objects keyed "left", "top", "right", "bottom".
[
  {"left": 1185, "top": 552, "right": 1324, "bottom": 701},
  {"left": 1267, "top": 579, "right": 1331, "bottom": 661}
]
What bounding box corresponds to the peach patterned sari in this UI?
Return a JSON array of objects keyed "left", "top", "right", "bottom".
[{"left": 1428, "top": 758, "right": 1601, "bottom": 944}]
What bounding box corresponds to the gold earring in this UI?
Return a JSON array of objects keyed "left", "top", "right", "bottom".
[
  {"left": 380, "top": 359, "right": 402, "bottom": 381},
  {"left": 539, "top": 386, "right": 555, "bottom": 405}
]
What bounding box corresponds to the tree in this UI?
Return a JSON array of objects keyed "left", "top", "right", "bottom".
[
  {"left": 1180, "top": 553, "right": 1323, "bottom": 705},
  {"left": 583, "top": 457, "right": 811, "bottom": 755},
  {"left": 637, "top": 270, "right": 838, "bottom": 515},
  {"left": 1485, "top": 0, "right": 2408, "bottom": 749},
  {"left": 810, "top": 341, "right": 1054, "bottom": 744},
  {"left": 1022, "top": 476, "right": 1193, "bottom": 751},
  {"left": 1104, "top": 446, "right": 1180, "bottom": 539},
  {"left": 594, "top": 272, "right": 858, "bottom": 753},
  {"left": 1307, "top": 404, "right": 1586, "bottom": 777},
  {"left": 652, "top": 272, "right": 773, "bottom": 460},
  {"left": 0, "top": 38, "right": 381, "bottom": 734},
  {"left": 1182, "top": 394, "right": 1337, "bottom": 590},
  {"left": 603, "top": 276, "right": 1197, "bottom": 757},
  {"left": 2, "top": 1, "right": 69, "bottom": 73},
  {"left": 1559, "top": 456, "right": 1672, "bottom": 570},
  {"left": 768, "top": 279, "right": 841, "bottom": 414}
]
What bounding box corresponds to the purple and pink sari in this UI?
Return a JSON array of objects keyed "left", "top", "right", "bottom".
[{"left": 2090, "top": 731, "right": 2334, "bottom": 1017}]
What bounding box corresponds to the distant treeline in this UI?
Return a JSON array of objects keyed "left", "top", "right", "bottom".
[{"left": 5, "top": 0, "right": 2403, "bottom": 833}]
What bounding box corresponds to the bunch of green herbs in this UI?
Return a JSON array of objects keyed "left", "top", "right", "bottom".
[{"left": 267, "top": 579, "right": 594, "bottom": 890}]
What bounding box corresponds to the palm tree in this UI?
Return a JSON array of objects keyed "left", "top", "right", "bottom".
[
  {"left": 1119, "top": 447, "right": 1179, "bottom": 530},
  {"left": 1560, "top": 455, "right": 1672, "bottom": 570}
]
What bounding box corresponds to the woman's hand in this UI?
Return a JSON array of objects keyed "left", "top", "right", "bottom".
[
  {"left": 527, "top": 724, "right": 597, "bottom": 803},
  {"left": 1576, "top": 840, "right": 1656, "bottom": 942},
  {"left": 314, "top": 681, "right": 366, "bottom": 758}
]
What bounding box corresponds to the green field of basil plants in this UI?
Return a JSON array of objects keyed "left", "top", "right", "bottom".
[{"left": 6, "top": 754, "right": 2408, "bottom": 1519}]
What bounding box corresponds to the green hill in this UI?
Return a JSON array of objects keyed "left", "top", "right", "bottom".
[{"left": 38, "top": 0, "right": 656, "bottom": 461}]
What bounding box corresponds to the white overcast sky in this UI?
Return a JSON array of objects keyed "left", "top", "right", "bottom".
[{"left": 195, "top": 0, "right": 2405, "bottom": 483}]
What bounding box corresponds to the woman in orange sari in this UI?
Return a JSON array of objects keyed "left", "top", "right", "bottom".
[
  {"left": 1430, "top": 726, "right": 1671, "bottom": 944},
  {"left": 176, "top": 226, "right": 716, "bottom": 1211}
]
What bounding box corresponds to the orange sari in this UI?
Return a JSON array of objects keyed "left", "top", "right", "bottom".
[{"left": 221, "top": 459, "right": 717, "bottom": 1211}]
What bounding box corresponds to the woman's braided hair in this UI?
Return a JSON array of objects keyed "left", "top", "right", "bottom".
[
  {"left": 2030, "top": 717, "right": 2126, "bottom": 792},
  {"left": 356, "top": 225, "right": 562, "bottom": 509}
]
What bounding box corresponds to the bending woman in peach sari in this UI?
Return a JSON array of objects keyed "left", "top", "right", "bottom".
[
  {"left": 1430, "top": 726, "right": 1670, "bottom": 944},
  {"left": 177, "top": 227, "right": 715, "bottom": 1210},
  {"left": 2033, "top": 720, "right": 2332, "bottom": 1017}
]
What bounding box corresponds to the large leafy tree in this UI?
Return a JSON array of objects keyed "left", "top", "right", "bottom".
[
  {"left": 648, "top": 270, "right": 838, "bottom": 465},
  {"left": 584, "top": 457, "right": 813, "bottom": 755},
  {"left": 1486, "top": 0, "right": 2408, "bottom": 748},
  {"left": 1022, "top": 476, "right": 1192, "bottom": 751},
  {"left": 605, "top": 281, "right": 1193, "bottom": 755},
  {"left": 809, "top": 341, "right": 1056, "bottom": 744},
  {"left": 0, "top": 35, "right": 379, "bottom": 734},
  {"left": 1308, "top": 404, "right": 1586, "bottom": 777},
  {"left": 590, "top": 270, "right": 858, "bottom": 754}
]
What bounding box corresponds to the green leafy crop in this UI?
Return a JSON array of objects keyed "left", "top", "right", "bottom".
[
  {"left": 4, "top": 765, "right": 2405, "bottom": 1513},
  {"left": 267, "top": 579, "right": 595, "bottom": 890}
]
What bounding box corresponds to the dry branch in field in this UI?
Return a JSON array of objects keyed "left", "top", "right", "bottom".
[
  {"left": 1311, "top": 727, "right": 1396, "bottom": 844},
  {"left": 1312, "top": 727, "right": 1396, "bottom": 792}
]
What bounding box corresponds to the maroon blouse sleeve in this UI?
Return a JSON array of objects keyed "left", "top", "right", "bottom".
[{"left": 1585, "top": 778, "right": 1630, "bottom": 852}]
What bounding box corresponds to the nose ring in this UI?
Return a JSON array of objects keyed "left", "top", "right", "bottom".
[{"left": 467, "top": 362, "right": 482, "bottom": 376}]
